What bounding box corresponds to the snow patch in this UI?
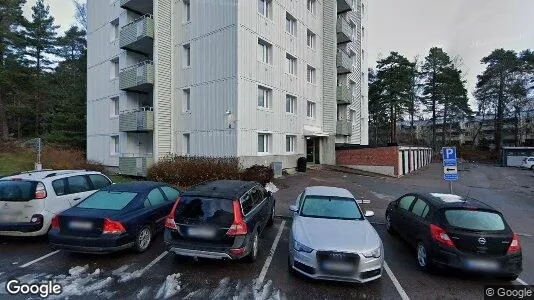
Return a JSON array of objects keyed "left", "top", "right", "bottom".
[
  {"left": 118, "top": 269, "right": 144, "bottom": 283},
  {"left": 111, "top": 264, "right": 130, "bottom": 276},
  {"left": 265, "top": 182, "right": 279, "bottom": 194},
  {"left": 137, "top": 286, "right": 151, "bottom": 299},
  {"left": 69, "top": 265, "right": 89, "bottom": 277},
  {"left": 370, "top": 191, "right": 394, "bottom": 201},
  {"left": 430, "top": 193, "right": 464, "bottom": 202},
  {"left": 156, "top": 273, "right": 181, "bottom": 299}
]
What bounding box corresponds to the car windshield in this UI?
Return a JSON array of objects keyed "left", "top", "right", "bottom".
[
  {"left": 0, "top": 180, "right": 37, "bottom": 202},
  {"left": 77, "top": 191, "right": 138, "bottom": 210},
  {"left": 300, "top": 196, "right": 363, "bottom": 220},
  {"left": 444, "top": 209, "right": 506, "bottom": 231}
]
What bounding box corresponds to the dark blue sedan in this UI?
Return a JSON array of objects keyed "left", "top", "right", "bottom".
[{"left": 48, "top": 181, "right": 180, "bottom": 254}]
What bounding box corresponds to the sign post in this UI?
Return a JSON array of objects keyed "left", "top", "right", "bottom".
[
  {"left": 442, "top": 147, "right": 458, "bottom": 193},
  {"left": 35, "top": 138, "right": 42, "bottom": 171}
]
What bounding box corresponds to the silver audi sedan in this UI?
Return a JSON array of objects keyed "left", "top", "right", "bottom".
[{"left": 288, "top": 186, "right": 384, "bottom": 283}]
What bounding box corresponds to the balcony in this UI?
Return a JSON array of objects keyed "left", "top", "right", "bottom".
[
  {"left": 119, "top": 61, "right": 154, "bottom": 93},
  {"left": 120, "top": 0, "right": 153, "bottom": 14},
  {"left": 119, "top": 108, "right": 154, "bottom": 132},
  {"left": 120, "top": 15, "right": 154, "bottom": 55},
  {"left": 337, "top": 86, "right": 351, "bottom": 105},
  {"left": 119, "top": 155, "right": 154, "bottom": 177},
  {"left": 336, "top": 17, "right": 353, "bottom": 44},
  {"left": 336, "top": 51, "right": 352, "bottom": 75},
  {"left": 337, "top": 0, "right": 352, "bottom": 14},
  {"left": 347, "top": 11, "right": 358, "bottom": 27},
  {"left": 336, "top": 120, "right": 352, "bottom": 136}
]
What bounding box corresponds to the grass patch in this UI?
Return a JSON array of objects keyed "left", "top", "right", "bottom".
[
  {"left": 110, "top": 175, "right": 138, "bottom": 183},
  {"left": 0, "top": 151, "right": 35, "bottom": 177}
]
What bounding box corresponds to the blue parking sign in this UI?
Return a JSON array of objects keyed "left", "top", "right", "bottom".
[{"left": 442, "top": 147, "right": 457, "bottom": 167}]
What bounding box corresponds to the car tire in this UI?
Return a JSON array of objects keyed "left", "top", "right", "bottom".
[
  {"left": 500, "top": 275, "right": 519, "bottom": 281},
  {"left": 288, "top": 255, "right": 296, "bottom": 276},
  {"left": 134, "top": 225, "right": 152, "bottom": 253},
  {"left": 530, "top": 165, "right": 534, "bottom": 170},
  {"left": 416, "top": 242, "right": 433, "bottom": 272},
  {"left": 267, "top": 203, "right": 275, "bottom": 227},
  {"left": 385, "top": 214, "right": 394, "bottom": 234},
  {"left": 246, "top": 231, "right": 259, "bottom": 263}
]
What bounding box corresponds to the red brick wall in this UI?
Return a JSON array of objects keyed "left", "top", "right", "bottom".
[{"left": 336, "top": 146, "right": 400, "bottom": 176}]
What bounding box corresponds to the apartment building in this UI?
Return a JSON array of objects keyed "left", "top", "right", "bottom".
[{"left": 87, "top": 0, "right": 368, "bottom": 176}]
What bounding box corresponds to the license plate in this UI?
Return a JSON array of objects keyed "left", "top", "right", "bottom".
[
  {"left": 465, "top": 259, "right": 499, "bottom": 271},
  {"left": 0, "top": 213, "right": 19, "bottom": 222},
  {"left": 69, "top": 221, "right": 93, "bottom": 230},
  {"left": 188, "top": 227, "right": 216, "bottom": 239},
  {"left": 322, "top": 261, "right": 354, "bottom": 272}
]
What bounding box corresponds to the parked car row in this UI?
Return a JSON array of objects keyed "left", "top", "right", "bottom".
[{"left": 0, "top": 169, "right": 523, "bottom": 283}]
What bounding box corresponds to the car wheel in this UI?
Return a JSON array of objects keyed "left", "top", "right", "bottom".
[
  {"left": 247, "top": 231, "right": 259, "bottom": 262},
  {"left": 267, "top": 204, "right": 275, "bottom": 227},
  {"left": 386, "top": 214, "right": 394, "bottom": 234},
  {"left": 416, "top": 242, "right": 433, "bottom": 272},
  {"left": 288, "top": 255, "right": 296, "bottom": 275},
  {"left": 531, "top": 165, "right": 534, "bottom": 170},
  {"left": 134, "top": 226, "right": 152, "bottom": 253}
]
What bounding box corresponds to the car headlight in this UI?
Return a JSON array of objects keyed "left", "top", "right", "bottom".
[
  {"left": 293, "top": 240, "right": 314, "bottom": 253},
  {"left": 363, "top": 246, "right": 382, "bottom": 258}
]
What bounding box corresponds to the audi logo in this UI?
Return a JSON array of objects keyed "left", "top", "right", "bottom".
[{"left": 478, "top": 237, "right": 486, "bottom": 245}]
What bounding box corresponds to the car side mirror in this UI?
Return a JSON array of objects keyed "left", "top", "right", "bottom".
[
  {"left": 364, "top": 210, "right": 375, "bottom": 218},
  {"left": 289, "top": 205, "right": 298, "bottom": 213},
  {"left": 267, "top": 191, "right": 273, "bottom": 197}
]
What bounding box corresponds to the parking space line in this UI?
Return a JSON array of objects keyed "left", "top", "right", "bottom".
[
  {"left": 516, "top": 278, "right": 528, "bottom": 285},
  {"left": 20, "top": 250, "right": 61, "bottom": 268},
  {"left": 140, "top": 251, "right": 169, "bottom": 275},
  {"left": 384, "top": 261, "right": 410, "bottom": 300},
  {"left": 257, "top": 220, "right": 286, "bottom": 284}
]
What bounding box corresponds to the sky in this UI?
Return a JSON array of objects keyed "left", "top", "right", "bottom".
[
  {"left": 368, "top": 0, "right": 534, "bottom": 106},
  {"left": 22, "top": 0, "right": 77, "bottom": 34}
]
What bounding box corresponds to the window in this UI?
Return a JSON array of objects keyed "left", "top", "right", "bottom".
[
  {"left": 306, "top": 101, "right": 316, "bottom": 118},
  {"left": 361, "top": 49, "right": 365, "bottom": 60},
  {"left": 258, "top": 39, "right": 272, "bottom": 64},
  {"left": 110, "top": 97, "right": 119, "bottom": 117},
  {"left": 307, "top": 30, "right": 316, "bottom": 49},
  {"left": 362, "top": 26, "right": 365, "bottom": 38},
  {"left": 183, "top": 44, "right": 190, "bottom": 67},
  {"left": 183, "top": 133, "right": 190, "bottom": 155},
  {"left": 411, "top": 199, "right": 429, "bottom": 218},
  {"left": 52, "top": 179, "right": 66, "bottom": 196},
  {"left": 258, "top": 133, "right": 271, "bottom": 153},
  {"left": 257, "top": 85, "right": 271, "bottom": 109},
  {"left": 110, "top": 58, "right": 119, "bottom": 79},
  {"left": 362, "top": 3, "right": 365, "bottom": 15},
  {"left": 78, "top": 191, "right": 137, "bottom": 211},
  {"left": 351, "top": 110, "right": 357, "bottom": 124},
  {"left": 398, "top": 195, "right": 416, "bottom": 211},
  {"left": 306, "top": 66, "right": 316, "bottom": 83},
  {"left": 286, "top": 135, "right": 296, "bottom": 152},
  {"left": 258, "top": 0, "right": 272, "bottom": 18},
  {"left": 251, "top": 187, "right": 265, "bottom": 206},
  {"left": 301, "top": 196, "right": 363, "bottom": 220},
  {"left": 285, "top": 13, "right": 297, "bottom": 36},
  {"left": 110, "top": 19, "right": 119, "bottom": 42},
  {"left": 161, "top": 187, "right": 180, "bottom": 202},
  {"left": 110, "top": 135, "right": 119, "bottom": 155},
  {"left": 286, "top": 94, "right": 296, "bottom": 114},
  {"left": 183, "top": 89, "right": 190, "bottom": 112},
  {"left": 147, "top": 188, "right": 166, "bottom": 206},
  {"left": 67, "top": 176, "right": 91, "bottom": 194},
  {"left": 286, "top": 53, "right": 297, "bottom": 75},
  {"left": 444, "top": 210, "right": 505, "bottom": 231},
  {"left": 241, "top": 193, "right": 254, "bottom": 215},
  {"left": 88, "top": 175, "right": 112, "bottom": 190},
  {"left": 183, "top": 0, "right": 190, "bottom": 22},
  {"left": 307, "top": 0, "right": 316, "bottom": 14}
]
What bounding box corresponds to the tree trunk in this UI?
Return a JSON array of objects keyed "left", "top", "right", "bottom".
[
  {"left": 0, "top": 87, "right": 8, "bottom": 140},
  {"left": 442, "top": 101, "right": 448, "bottom": 146},
  {"left": 495, "top": 74, "right": 505, "bottom": 153}
]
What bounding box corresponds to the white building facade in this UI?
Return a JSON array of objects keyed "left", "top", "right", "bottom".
[{"left": 87, "top": 0, "right": 368, "bottom": 176}]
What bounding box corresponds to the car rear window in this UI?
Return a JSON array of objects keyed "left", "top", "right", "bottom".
[
  {"left": 444, "top": 209, "right": 506, "bottom": 231},
  {"left": 175, "top": 196, "right": 234, "bottom": 226},
  {"left": 300, "top": 196, "right": 363, "bottom": 220},
  {"left": 77, "top": 191, "right": 138, "bottom": 210},
  {"left": 0, "top": 180, "right": 38, "bottom": 202}
]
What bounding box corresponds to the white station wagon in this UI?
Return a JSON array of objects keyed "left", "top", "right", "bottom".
[{"left": 0, "top": 170, "right": 112, "bottom": 237}]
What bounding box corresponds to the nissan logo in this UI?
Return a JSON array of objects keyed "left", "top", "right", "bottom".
[{"left": 478, "top": 237, "right": 486, "bottom": 245}]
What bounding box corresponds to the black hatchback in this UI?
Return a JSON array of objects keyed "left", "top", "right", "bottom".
[
  {"left": 164, "top": 180, "right": 276, "bottom": 262},
  {"left": 385, "top": 193, "right": 522, "bottom": 280}
]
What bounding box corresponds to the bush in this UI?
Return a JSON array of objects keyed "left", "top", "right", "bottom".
[
  {"left": 241, "top": 165, "right": 274, "bottom": 186},
  {"left": 147, "top": 156, "right": 241, "bottom": 188},
  {"left": 41, "top": 147, "right": 108, "bottom": 174}
]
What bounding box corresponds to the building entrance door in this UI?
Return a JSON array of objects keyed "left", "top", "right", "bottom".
[{"left": 306, "top": 138, "right": 320, "bottom": 164}]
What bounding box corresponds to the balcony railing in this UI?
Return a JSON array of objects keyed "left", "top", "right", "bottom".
[
  {"left": 337, "top": 0, "right": 352, "bottom": 14},
  {"left": 119, "top": 154, "right": 154, "bottom": 177},
  {"left": 120, "top": 14, "right": 154, "bottom": 54},
  {"left": 337, "top": 86, "right": 351, "bottom": 105},
  {"left": 119, "top": 107, "right": 154, "bottom": 132},
  {"left": 336, "top": 120, "right": 352, "bottom": 136},
  {"left": 336, "top": 51, "right": 352, "bottom": 75},
  {"left": 120, "top": 0, "right": 153, "bottom": 15},
  {"left": 119, "top": 61, "right": 154, "bottom": 93},
  {"left": 336, "top": 17, "right": 353, "bottom": 44}
]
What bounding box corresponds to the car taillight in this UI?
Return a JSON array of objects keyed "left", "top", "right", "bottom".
[
  {"left": 507, "top": 233, "right": 521, "bottom": 254},
  {"left": 35, "top": 182, "right": 47, "bottom": 199},
  {"left": 51, "top": 216, "right": 60, "bottom": 229},
  {"left": 102, "top": 218, "right": 126, "bottom": 234},
  {"left": 227, "top": 200, "right": 248, "bottom": 236},
  {"left": 430, "top": 224, "right": 455, "bottom": 248},
  {"left": 165, "top": 198, "right": 180, "bottom": 230}
]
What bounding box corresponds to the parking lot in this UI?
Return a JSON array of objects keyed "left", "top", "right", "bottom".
[{"left": 0, "top": 164, "right": 531, "bottom": 299}]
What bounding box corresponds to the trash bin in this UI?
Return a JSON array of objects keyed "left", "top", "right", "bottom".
[
  {"left": 297, "top": 157, "right": 307, "bottom": 172},
  {"left": 271, "top": 162, "right": 283, "bottom": 178}
]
